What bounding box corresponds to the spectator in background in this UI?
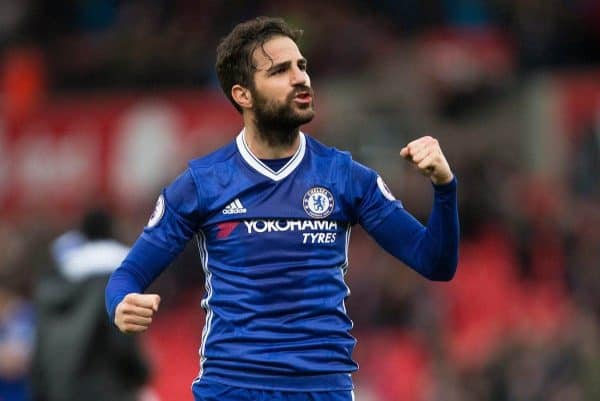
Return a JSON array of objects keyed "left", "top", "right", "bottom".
[
  {"left": 49, "top": 229, "right": 86, "bottom": 268},
  {"left": 31, "top": 209, "right": 150, "bottom": 401},
  {"left": 0, "top": 278, "right": 35, "bottom": 401},
  {"left": 0, "top": 223, "right": 35, "bottom": 401}
]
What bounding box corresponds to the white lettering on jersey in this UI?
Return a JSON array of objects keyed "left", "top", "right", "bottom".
[
  {"left": 243, "top": 219, "right": 338, "bottom": 234},
  {"left": 242, "top": 219, "right": 339, "bottom": 244},
  {"left": 222, "top": 198, "right": 247, "bottom": 214},
  {"left": 302, "top": 232, "right": 337, "bottom": 244}
]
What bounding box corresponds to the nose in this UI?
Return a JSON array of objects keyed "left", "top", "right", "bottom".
[{"left": 290, "top": 65, "right": 307, "bottom": 86}]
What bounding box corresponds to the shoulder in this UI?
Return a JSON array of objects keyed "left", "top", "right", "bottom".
[
  {"left": 305, "top": 134, "right": 374, "bottom": 176},
  {"left": 188, "top": 140, "right": 238, "bottom": 171},
  {"left": 163, "top": 139, "right": 238, "bottom": 212},
  {"left": 60, "top": 240, "right": 129, "bottom": 281},
  {"left": 304, "top": 133, "right": 353, "bottom": 166},
  {"left": 178, "top": 140, "right": 238, "bottom": 194}
]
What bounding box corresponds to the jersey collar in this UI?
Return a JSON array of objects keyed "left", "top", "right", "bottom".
[{"left": 236, "top": 128, "right": 306, "bottom": 181}]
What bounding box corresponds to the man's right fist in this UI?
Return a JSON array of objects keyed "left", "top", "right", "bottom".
[{"left": 114, "top": 293, "right": 161, "bottom": 334}]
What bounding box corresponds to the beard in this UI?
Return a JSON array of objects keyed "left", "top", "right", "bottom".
[{"left": 251, "top": 86, "right": 315, "bottom": 147}]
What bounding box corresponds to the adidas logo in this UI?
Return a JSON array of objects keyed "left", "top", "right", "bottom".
[{"left": 222, "top": 198, "right": 247, "bottom": 215}]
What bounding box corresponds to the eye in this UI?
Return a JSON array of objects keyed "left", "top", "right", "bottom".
[{"left": 271, "top": 67, "right": 286, "bottom": 75}]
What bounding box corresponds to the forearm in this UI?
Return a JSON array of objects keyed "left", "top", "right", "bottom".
[
  {"left": 370, "top": 178, "right": 459, "bottom": 280},
  {"left": 105, "top": 237, "right": 176, "bottom": 323}
]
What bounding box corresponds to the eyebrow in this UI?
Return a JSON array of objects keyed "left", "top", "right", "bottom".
[{"left": 265, "top": 58, "right": 307, "bottom": 73}]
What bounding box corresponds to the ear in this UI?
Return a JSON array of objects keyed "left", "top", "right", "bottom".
[{"left": 231, "top": 84, "right": 252, "bottom": 110}]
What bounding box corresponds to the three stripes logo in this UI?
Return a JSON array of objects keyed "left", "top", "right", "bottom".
[{"left": 222, "top": 198, "right": 247, "bottom": 215}]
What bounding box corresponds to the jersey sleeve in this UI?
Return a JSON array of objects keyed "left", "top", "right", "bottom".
[
  {"left": 367, "top": 178, "right": 459, "bottom": 281},
  {"left": 349, "top": 158, "right": 459, "bottom": 281},
  {"left": 141, "top": 168, "right": 203, "bottom": 253},
  {"left": 105, "top": 168, "right": 203, "bottom": 323},
  {"left": 350, "top": 160, "right": 404, "bottom": 231}
]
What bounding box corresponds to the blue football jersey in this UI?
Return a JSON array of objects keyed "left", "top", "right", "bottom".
[{"left": 140, "top": 130, "right": 402, "bottom": 391}]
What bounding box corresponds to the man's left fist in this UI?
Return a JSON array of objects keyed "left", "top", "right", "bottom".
[{"left": 400, "top": 136, "right": 454, "bottom": 185}]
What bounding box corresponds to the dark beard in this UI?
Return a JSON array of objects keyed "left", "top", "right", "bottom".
[{"left": 252, "top": 86, "right": 315, "bottom": 147}]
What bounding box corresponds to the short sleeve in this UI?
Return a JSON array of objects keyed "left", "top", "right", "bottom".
[
  {"left": 350, "top": 161, "right": 403, "bottom": 232},
  {"left": 141, "top": 169, "right": 203, "bottom": 254}
]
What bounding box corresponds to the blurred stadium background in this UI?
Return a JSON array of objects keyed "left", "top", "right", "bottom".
[{"left": 1, "top": 1, "right": 600, "bottom": 400}]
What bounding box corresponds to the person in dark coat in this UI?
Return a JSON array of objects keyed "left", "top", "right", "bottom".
[{"left": 32, "top": 209, "right": 150, "bottom": 401}]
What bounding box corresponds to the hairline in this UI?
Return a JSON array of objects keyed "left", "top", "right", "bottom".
[{"left": 247, "top": 34, "right": 298, "bottom": 86}]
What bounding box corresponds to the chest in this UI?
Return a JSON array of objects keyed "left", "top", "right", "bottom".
[{"left": 198, "top": 176, "right": 351, "bottom": 264}]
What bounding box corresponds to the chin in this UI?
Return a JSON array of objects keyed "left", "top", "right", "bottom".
[
  {"left": 295, "top": 105, "right": 315, "bottom": 120},
  {"left": 296, "top": 111, "right": 315, "bottom": 126}
]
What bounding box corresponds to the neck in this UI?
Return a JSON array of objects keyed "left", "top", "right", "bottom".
[{"left": 243, "top": 116, "right": 300, "bottom": 159}]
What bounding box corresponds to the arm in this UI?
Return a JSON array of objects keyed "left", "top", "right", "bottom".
[
  {"left": 369, "top": 179, "right": 459, "bottom": 280},
  {"left": 356, "top": 136, "right": 459, "bottom": 280},
  {"left": 105, "top": 169, "right": 202, "bottom": 333},
  {"left": 105, "top": 238, "right": 175, "bottom": 332}
]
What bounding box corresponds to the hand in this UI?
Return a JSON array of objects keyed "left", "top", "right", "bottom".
[
  {"left": 114, "top": 293, "right": 161, "bottom": 334},
  {"left": 400, "top": 136, "right": 453, "bottom": 185}
]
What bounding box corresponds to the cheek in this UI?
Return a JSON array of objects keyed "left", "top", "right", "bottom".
[{"left": 256, "top": 81, "right": 288, "bottom": 100}]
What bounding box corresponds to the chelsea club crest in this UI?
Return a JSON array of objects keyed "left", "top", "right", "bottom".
[{"left": 303, "top": 187, "right": 334, "bottom": 219}]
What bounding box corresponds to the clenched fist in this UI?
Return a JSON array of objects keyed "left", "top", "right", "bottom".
[
  {"left": 114, "top": 293, "right": 161, "bottom": 334},
  {"left": 400, "top": 136, "right": 453, "bottom": 185}
]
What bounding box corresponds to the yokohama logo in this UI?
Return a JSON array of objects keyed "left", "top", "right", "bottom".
[{"left": 243, "top": 219, "right": 338, "bottom": 234}]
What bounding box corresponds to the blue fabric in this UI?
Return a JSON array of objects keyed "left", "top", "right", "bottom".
[
  {"left": 0, "top": 302, "right": 34, "bottom": 401},
  {"left": 192, "top": 380, "right": 353, "bottom": 401},
  {"left": 0, "top": 378, "right": 30, "bottom": 401},
  {"left": 260, "top": 156, "right": 293, "bottom": 172},
  {"left": 370, "top": 178, "right": 459, "bottom": 280},
  {"left": 105, "top": 237, "right": 176, "bottom": 325},
  {"left": 105, "top": 132, "right": 460, "bottom": 391}
]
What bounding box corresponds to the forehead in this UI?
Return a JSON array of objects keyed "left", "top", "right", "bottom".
[{"left": 253, "top": 36, "right": 304, "bottom": 70}]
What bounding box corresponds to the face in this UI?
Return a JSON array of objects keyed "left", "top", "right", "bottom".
[{"left": 249, "top": 36, "right": 315, "bottom": 143}]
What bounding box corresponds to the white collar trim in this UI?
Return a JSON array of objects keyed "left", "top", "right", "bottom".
[{"left": 236, "top": 128, "right": 306, "bottom": 181}]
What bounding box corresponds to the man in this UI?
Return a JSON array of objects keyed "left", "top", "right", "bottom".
[
  {"left": 106, "top": 17, "right": 459, "bottom": 401},
  {"left": 34, "top": 209, "right": 149, "bottom": 401}
]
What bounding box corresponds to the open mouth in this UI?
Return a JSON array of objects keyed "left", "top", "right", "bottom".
[{"left": 294, "top": 91, "right": 312, "bottom": 104}]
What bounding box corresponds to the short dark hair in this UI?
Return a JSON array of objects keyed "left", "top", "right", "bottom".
[
  {"left": 216, "top": 17, "right": 303, "bottom": 113},
  {"left": 80, "top": 208, "right": 114, "bottom": 240}
]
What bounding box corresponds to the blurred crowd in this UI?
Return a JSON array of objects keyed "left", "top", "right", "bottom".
[
  {"left": 1, "top": 0, "right": 600, "bottom": 91},
  {"left": 1, "top": 1, "right": 600, "bottom": 401}
]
